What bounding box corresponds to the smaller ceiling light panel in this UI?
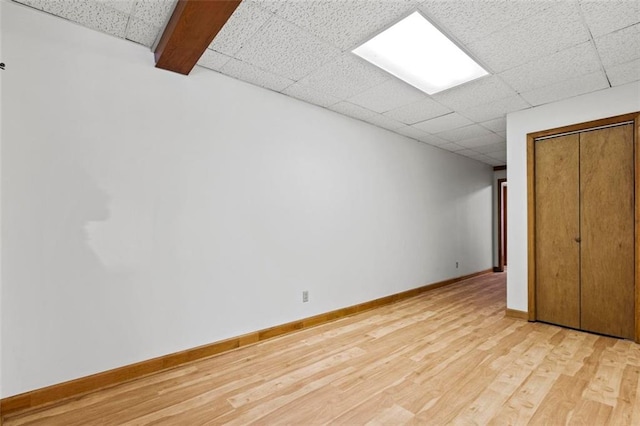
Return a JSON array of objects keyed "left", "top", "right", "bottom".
[{"left": 353, "top": 11, "right": 489, "bottom": 95}]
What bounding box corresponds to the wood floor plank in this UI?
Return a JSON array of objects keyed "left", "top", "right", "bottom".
[
  {"left": 569, "top": 399, "right": 613, "bottom": 425},
  {"left": 5, "top": 272, "right": 640, "bottom": 426},
  {"left": 609, "top": 364, "right": 640, "bottom": 425},
  {"left": 583, "top": 346, "right": 626, "bottom": 406},
  {"left": 453, "top": 336, "right": 556, "bottom": 425},
  {"left": 488, "top": 371, "right": 560, "bottom": 426}
]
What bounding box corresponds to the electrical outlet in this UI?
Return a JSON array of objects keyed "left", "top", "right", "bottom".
[
  {"left": 302, "top": 291, "right": 309, "bottom": 303},
  {"left": 456, "top": 261, "right": 459, "bottom": 268}
]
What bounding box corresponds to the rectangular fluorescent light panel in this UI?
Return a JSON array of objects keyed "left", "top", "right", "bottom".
[{"left": 353, "top": 11, "right": 489, "bottom": 95}]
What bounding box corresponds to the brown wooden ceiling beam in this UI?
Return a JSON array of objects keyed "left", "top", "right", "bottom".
[{"left": 154, "top": 0, "right": 242, "bottom": 75}]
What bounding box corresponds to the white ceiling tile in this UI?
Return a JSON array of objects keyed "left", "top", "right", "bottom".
[
  {"left": 283, "top": 82, "right": 341, "bottom": 107},
  {"left": 438, "top": 143, "right": 466, "bottom": 152},
  {"left": 382, "top": 98, "right": 451, "bottom": 125},
  {"left": 431, "top": 75, "right": 517, "bottom": 110},
  {"left": 459, "top": 95, "right": 530, "bottom": 122},
  {"left": 413, "top": 113, "right": 473, "bottom": 134},
  {"left": 457, "top": 134, "right": 505, "bottom": 149},
  {"left": 296, "top": 54, "right": 389, "bottom": 99},
  {"left": 209, "top": 2, "right": 273, "bottom": 56},
  {"left": 42, "top": 1, "right": 130, "bottom": 37},
  {"left": 463, "top": 150, "right": 490, "bottom": 159},
  {"left": 248, "top": 0, "right": 285, "bottom": 14},
  {"left": 197, "top": 49, "right": 232, "bottom": 71},
  {"left": 275, "top": 0, "right": 417, "bottom": 50},
  {"left": 14, "top": 0, "right": 168, "bottom": 43},
  {"left": 467, "top": 2, "right": 591, "bottom": 72},
  {"left": 16, "top": 0, "right": 77, "bottom": 15},
  {"left": 595, "top": 24, "right": 640, "bottom": 68},
  {"left": 361, "top": 113, "right": 406, "bottom": 131},
  {"left": 418, "top": 0, "right": 550, "bottom": 46},
  {"left": 346, "top": 79, "right": 427, "bottom": 113},
  {"left": 132, "top": 0, "right": 176, "bottom": 27},
  {"left": 579, "top": 0, "right": 640, "bottom": 38},
  {"left": 436, "top": 124, "right": 492, "bottom": 142},
  {"left": 394, "top": 125, "right": 432, "bottom": 140},
  {"left": 328, "top": 101, "right": 378, "bottom": 121},
  {"left": 83, "top": 2, "right": 130, "bottom": 37},
  {"left": 394, "top": 125, "right": 448, "bottom": 145},
  {"left": 499, "top": 42, "right": 602, "bottom": 93},
  {"left": 407, "top": 130, "right": 450, "bottom": 146},
  {"left": 486, "top": 150, "right": 507, "bottom": 161},
  {"left": 606, "top": 58, "right": 640, "bottom": 86},
  {"left": 125, "top": 17, "right": 159, "bottom": 47},
  {"left": 221, "top": 58, "right": 294, "bottom": 92},
  {"left": 11, "top": 0, "right": 45, "bottom": 10},
  {"left": 465, "top": 152, "right": 497, "bottom": 165},
  {"left": 236, "top": 16, "right": 341, "bottom": 80},
  {"left": 419, "top": 134, "right": 450, "bottom": 146},
  {"left": 520, "top": 71, "right": 610, "bottom": 106},
  {"left": 97, "top": 0, "right": 135, "bottom": 14},
  {"left": 473, "top": 142, "right": 506, "bottom": 154},
  {"left": 480, "top": 117, "right": 506, "bottom": 133},
  {"left": 485, "top": 158, "right": 506, "bottom": 166},
  {"left": 455, "top": 149, "right": 482, "bottom": 158}
]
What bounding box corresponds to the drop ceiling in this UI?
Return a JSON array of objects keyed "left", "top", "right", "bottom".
[{"left": 13, "top": 0, "right": 640, "bottom": 166}]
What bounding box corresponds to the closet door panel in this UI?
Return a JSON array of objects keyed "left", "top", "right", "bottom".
[
  {"left": 580, "top": 124, "right": 635, "bottom": 339},
  {"left": 535, "top": 134, "right": 580, "bottom": 329}
]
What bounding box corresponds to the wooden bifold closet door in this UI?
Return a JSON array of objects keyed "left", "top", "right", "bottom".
[
  {"left": 535, "top": 123, "right": 635, "bottom": 339},
  {"left": 535, "top": 134, "right": 580, "bottom": 329}
]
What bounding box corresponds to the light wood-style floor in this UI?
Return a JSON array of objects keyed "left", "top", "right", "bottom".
[{"left": 6, "top": 272, "right": 640, "bottom": 425}]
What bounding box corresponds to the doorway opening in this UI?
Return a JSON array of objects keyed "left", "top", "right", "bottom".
[{"left": 497, "top": 178, "right": 507, "bottom": 272}]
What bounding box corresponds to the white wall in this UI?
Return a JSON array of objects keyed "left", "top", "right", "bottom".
[
  {"left": 507, "top": 81, "right": 640, "bottom": 312},
  {"left": 1, "top": 1, "right": 493, "bottom": 397}
]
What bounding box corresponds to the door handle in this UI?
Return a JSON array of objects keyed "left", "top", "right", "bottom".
[{"left": 575, "top": 237, "right": 581, "bottom": 243}]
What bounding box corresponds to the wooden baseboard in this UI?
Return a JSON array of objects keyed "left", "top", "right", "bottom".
[
  {"left": 505, "top": 308, "right": 529, "bottom": 320},
  {"left": 1, "top": 268, "right": 493, "bottom": 417}
]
